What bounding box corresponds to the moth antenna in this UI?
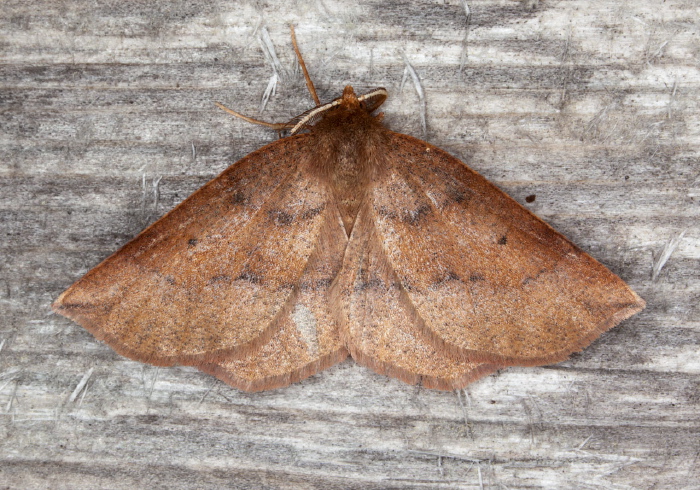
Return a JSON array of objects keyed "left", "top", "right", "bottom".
[
  {"left": 214, "top": 102, "right": 293, "bottom": 130},
  {"left": 217, "top": 27, "right": 323, "bottom": 133},
  {"left": 290, "top": 25, "right": 321, "bottom": 107}
]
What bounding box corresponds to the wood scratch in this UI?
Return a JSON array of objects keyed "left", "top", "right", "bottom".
[
  {"left": 558, "top": 27, "right": 572, "bottom": 108},
  {"left": 584, "top": 102, "right": 614, "bottom": 139},
  {"left": 141, "top": 173, "right": 148, "bottom": 213},
  {"left": 68, "top": 367, "right": 94, "bottom": 403},
  {"left": 260, "top": 72, "right": 278, "bottom": 113},
  {"left": 4, "top": 379, "right": 19, "bottom": 418},
  {"left": 401, "top": 53, "right": 427, "bottom": 138},
  {"left": 406, "top": 449, "right": 481, "bottom": 464},
  {"left": 652, "top": 229, "right": 686, "bottom": 281},
  {"left": 688, "top": 450, "right": 699, "bottom": 478},
  {"left": 459, "top": 0, "right": 472, "bottom": 74},
  {"left": 258, "top": 26, "right": 286, "bottom": 79},
  {"left": 667, "top": 78, "right": 677, "bottom": 120},
  {"left": 197, "top": 382, "right": 215, "bottom": 407},
  {"left": 152, "top": 176, "right": 162, "bottom": 213},
  {"left": 141, "top": 174, "right": 163, "bottom": 219},
  {"left": 576, "top": 434, "right": 593, "bottom": 451},
  {"left": 147, "top": 367, "right": 160, "bottom": 400},
  {"left": 521, "top": 395, "right": 543, "bottom": 445},
  {"left": 455, "top": 389, "right": 474, "bottom": 438}
]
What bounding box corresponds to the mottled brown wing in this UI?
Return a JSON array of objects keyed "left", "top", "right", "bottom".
[
  {"left": 333, "top": 204, "right": 502, "bottom": 390},
  {"left": 53, "top": 135, "right": 345, "bottom": 370},
  {"left": 368, "top": 132, "right": 645, "bottom": 367},
  {"left": 198, "top": 205, "right": 349, "bottom": 391}
]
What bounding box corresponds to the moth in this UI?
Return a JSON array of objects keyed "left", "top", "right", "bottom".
[{"left": 53, "top": 28, "right": 645, "bottom": 392}]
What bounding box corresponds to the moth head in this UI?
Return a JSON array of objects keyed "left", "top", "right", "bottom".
[
  {"left": 340, "top": 86, "right": 387, "bottom": 113},
  {"left": 289, "top": 87, "right": 388, "bottom": 135}
]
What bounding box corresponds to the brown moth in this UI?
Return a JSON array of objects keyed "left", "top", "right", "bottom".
[{"left": 53, "top": 28, "right": 645, "bottom": 392}]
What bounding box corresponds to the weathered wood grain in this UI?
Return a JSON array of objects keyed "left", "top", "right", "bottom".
[{"left": 1, "top": 0, "right": 698, "bottom": 488}]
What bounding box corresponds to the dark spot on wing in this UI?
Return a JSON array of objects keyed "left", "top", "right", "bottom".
[
  {"left": 236, "top": 271, "right": 261, "bottom": 283},
  {"left": 447, "top": 186, "right": 471, "bottom": 205},
  {"left": 446, "top": 271, "right": 461, "bottom": 281},
  {"left": 300, "top": 206, "right": 324, "bottom": 220},
  {"left": 498, "top": 236, "right": 507, "bottom": 245},
  {"left": 231, "top": 191, "right": 247, "bottom": 204},
  {"left": 469, "top": 273, "right": 484, "bottom": 282},
  {"left": 525, "top": 194, "right": 536, "bottom": 203},
  {"left": 429, "top": 166, "right": 475, "bottom": 206},
  {"left": 164, "top": 276, "right": 176, "bottom": 285},
  {"left": 208, "top": 275, "right": 231, "bottom": 285},
  {"left": 524, "top": 268, "right": 550, "bottom": 285},
  {"left": 354, "top": 278, "right": 383, "bottom": 291},
  {"left": 402, "top": 204, "right": 431, "bottom": 225},
  {"left": 187, "top": 238, "right": 198, "bottom": 247},
  {"left": 300, "top": 278, "right": 333, "bottom": 291},
  {"left": 375, "top": 205, "right": 398, "bottom": 220},
  {"left": 268, "top": 210, "right": 294, "bottom": 226},
  {"left": 355, "top": 267, "right": 385, "bottom": 291}
]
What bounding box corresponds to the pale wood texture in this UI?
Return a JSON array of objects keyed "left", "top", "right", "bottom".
[{"left": 1, "top": 0, "right": 698, "bottom": 488}]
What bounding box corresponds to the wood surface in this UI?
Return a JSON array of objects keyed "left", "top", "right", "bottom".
[{"left": 1, "top": 0, "right": 698, "bottom": 488}]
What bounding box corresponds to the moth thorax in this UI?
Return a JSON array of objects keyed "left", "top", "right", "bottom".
[
  {"left": 310, "top": 107, "right": 386, "bottom": 235},
  {"left": 329, "top": 138, "right": 375, "bottom": 236}
]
